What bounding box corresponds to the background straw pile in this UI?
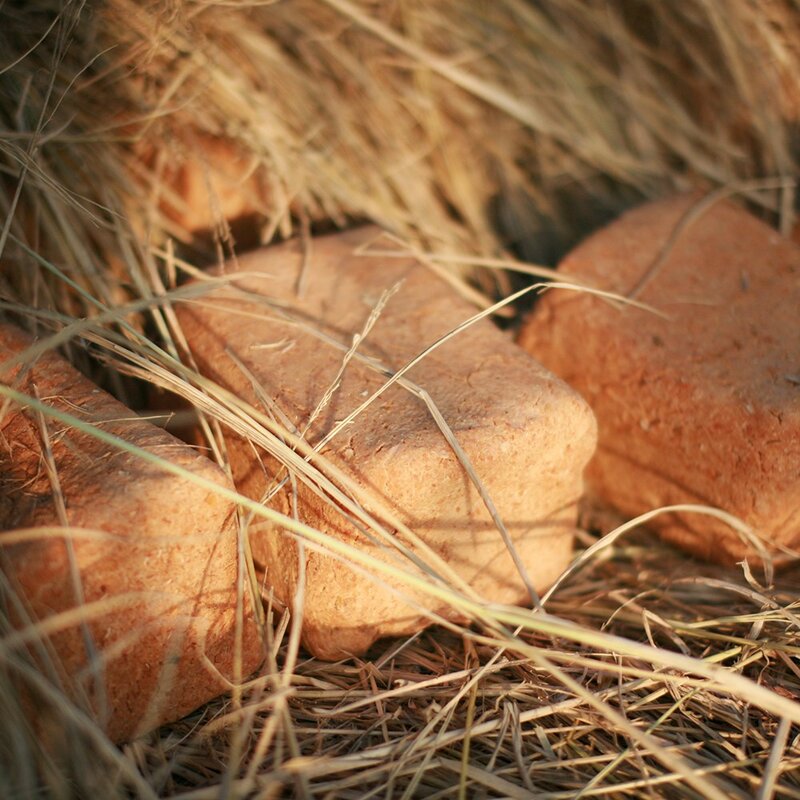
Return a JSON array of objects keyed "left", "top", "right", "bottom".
[{"left": 1, "top": 1, "right": 799, "bottom": 797}]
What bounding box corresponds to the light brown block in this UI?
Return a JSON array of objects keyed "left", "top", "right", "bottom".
[
  {"left": 0, "top": 322, "right": 263, "bottom": 741},
  {"left": 519, "top": 194, "right": 800, "bottom": 564},
  {"left": 176, "top": 227, "right": 597, "bottom": 659},
  {"left": 133, "top": 130, "right": 269, "bottom": 234}
]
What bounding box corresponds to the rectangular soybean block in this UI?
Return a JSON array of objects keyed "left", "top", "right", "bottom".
[
  {"left": 176, "top": 227, "right": 596, "bottom": 659},
  {"left": 0, "top": 322, "right": 262, "bottom": 741},
  {"left": 519, "top": 195, "right": 800, "bottom": 564}
]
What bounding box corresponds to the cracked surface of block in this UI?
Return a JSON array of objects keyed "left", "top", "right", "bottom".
[
  {"left": 0, "top": 322, "right": 262, "bottom": 741},
  {"left": 176, "top": 227, "right": 597, "bottom": 659},
  {"left": 519, "top": 194, "right": 800, "bottom": 564}
]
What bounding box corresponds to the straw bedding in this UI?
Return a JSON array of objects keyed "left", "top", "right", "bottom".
[{"left": 1, "top": 1, "right": 800, "bottom": 797}]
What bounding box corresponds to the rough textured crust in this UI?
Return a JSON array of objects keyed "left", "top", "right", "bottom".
[
  {"left": 518, "top": 194, "right": 800, "bottom": 564},
  {"left": 176, "top": 227, "right": 597, "bottom": 659},
  {"left": 0, "top": 322, "right": 263, "bottom": 741}
]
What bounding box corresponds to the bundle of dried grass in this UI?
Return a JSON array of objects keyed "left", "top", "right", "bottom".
[
  {"left": 3, "top": 0, "right": 799, "bottom": 314},
  {"left": 2, "top": 1, "right": 800, "bottom": 797}
]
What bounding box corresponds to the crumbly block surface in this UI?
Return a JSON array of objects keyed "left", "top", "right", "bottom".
[
  {"left": 519, "top": 195, "right": 800, "bottom": 563},
  {"left": 0, "top": 322, "right": 262, "bottom": 741},
  {"left": 177, "top": 227, "right": 597, "bottom": 658}
]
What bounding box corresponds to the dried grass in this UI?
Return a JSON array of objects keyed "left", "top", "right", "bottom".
[{"left": 2, "top": 1, "right": 800, "bottom": 797}]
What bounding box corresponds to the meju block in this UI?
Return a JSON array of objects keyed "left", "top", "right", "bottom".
[
  {"left": 519, "top": 194, "right": 800, "bottom": 564},
  {"left": 0, "top": 322, "right": 262, "bottom": 741},
  {"left": 176, "top": 227, "right": 596, "bottom": 658}
]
